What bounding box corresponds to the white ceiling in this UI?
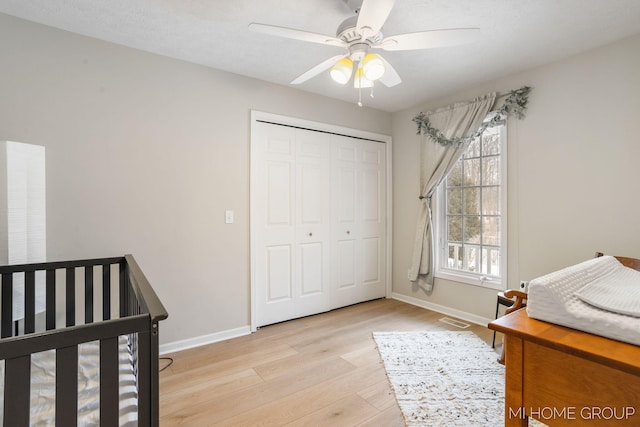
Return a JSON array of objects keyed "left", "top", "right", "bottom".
[{"left": 1, "top": 0, "right": 640, "bottom": 112}]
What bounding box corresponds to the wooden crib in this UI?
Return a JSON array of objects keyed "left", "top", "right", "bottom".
[{"left": 0, "top": 255, "right": 168, "bottom": 426}]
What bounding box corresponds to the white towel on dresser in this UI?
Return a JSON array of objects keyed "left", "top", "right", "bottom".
[{"left": 527, "top": 255, "right": 640, "bottom": 346}]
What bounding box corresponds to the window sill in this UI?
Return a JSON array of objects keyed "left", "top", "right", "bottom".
[{"left": 435, "top": 269, "right": 505, "bottom": 291}]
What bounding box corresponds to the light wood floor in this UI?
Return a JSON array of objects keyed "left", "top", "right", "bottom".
[{"left": 159, "top": 298, "right": 498, "bottom": 426}]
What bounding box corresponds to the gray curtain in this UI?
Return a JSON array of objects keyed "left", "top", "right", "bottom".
[{"left": 408, "top": 93, "right": 496, "bottom": 291}]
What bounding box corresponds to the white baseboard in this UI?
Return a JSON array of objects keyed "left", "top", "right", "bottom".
[
  {"left": 391, "top": 292, "right": 493, "bottom": 327},
  {"left": 159, "top": 325, "right": 252, "bottom": 355}
]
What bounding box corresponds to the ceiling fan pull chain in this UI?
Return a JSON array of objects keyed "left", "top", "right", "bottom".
[{"left": 358, "top": 84, "right": 363, "bottom": 107}]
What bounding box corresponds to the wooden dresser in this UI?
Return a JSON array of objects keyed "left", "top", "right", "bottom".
[{"left": 489, "top": 309, "right": 640, "bottom": 426}]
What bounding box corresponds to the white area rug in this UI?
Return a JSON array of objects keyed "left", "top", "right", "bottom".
[{"left": 373, "top": 330, "right": 506, "bottom": 426}]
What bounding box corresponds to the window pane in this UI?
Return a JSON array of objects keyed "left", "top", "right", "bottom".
[
  {"left": 482, "top": 156, "right": 500, "bottom": 185},
  {"left": 447, "top": 162, "right": 462, "bottom": 186},
  {"left": 482, "top": 247, "right": 501, "bottom": 276},
  {"left": 483, "top": 131, "right": 501, "bottom": 155},
  {"left": 463, "top": 216, "right": 481, "bottom": 243},
  {"left": 447, "top": 216, "right": 462, "bottom": 242},
  {"left": 465, "top": 138, "right": 480, "bottom": 158},
  {"left": 463, "top": 158, "right": 481, "bottom": 186},
  {"left": 448, "top": 243, "right": 462, "bottom": 269},
  {"left": 463, "top": 187, "right": 480, "bottom": 215},
  {"left": 463, "top": 245, "right": 480, "bottom": 273},
  {"left": 482, "top": 187, "right": 500, "bottom": 215},
  {"left": 447, "top": 188, "right": 462, "bottom": 214},
  {"left": 482, "top": 217, "right": 500, "bottom": 246}
]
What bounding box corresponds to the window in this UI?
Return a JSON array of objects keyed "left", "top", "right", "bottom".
[{"left": 436, "top": 122, "right": 506, "bottom": 289}]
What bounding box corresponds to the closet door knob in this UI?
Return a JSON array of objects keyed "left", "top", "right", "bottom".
[
  {"left": 346, "top": 230, "right": 351, "bottom": 235},
  {"left": 308, "top": 232, "right": 313, "bottom": 237}
]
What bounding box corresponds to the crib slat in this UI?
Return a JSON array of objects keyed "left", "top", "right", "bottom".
[
  {"left": 46, "top": 269, "right": 56, "bottom": 330},
  {"left": 66, "top": 268, "right": 75, "bottom": 327},
  {"left": 56, "top": 346, "right": 78, "bottom": 427},
  {"left": 119, "top": 260, "right": 127, "bottom": 318},
  {"left": 102, "top": 263, "right": 111, "bottom": 320},
  {"left": 100, "top": 337, "right": 119, "bottom": 427},
  {"left": 4, "top": 355, "right": 31, "bottom": 426},
  {"left": 1, "top": 274, "right": 13, "bottom": 338},
  {"left": 25, "top": 271, "right": 35, "bottom": 334},
  {"left": 138, "top": 330, "right": 152, "bottom": 426},
  {"left": 85, "top": 266, "right": 94, "bottom": 324}
]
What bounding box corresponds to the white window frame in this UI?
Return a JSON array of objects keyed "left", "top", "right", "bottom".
[{"left": 434, "top": 121, "right": 507, "bottom": 290}]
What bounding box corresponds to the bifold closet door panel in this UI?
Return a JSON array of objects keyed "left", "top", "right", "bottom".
[
  {"left": 254, "top": 123, "right": 298, "bottom": 326},
  {"left": 254, "top": 123, "right": 331, "bottom": 326},
  {"left": 330, "top": 135, "right": 386, "bottom": 309},
  {"left": 293, "top": 129, "right": 331, "bottom": 318},
  {"left": 332, "top": 137, "right": 359, "bottom": 308},
  {"left": 359, "top": 141, "right": 386, "bottom": 300}
]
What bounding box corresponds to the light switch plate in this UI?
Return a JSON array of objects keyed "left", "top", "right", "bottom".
[{"left": 225, "top": 210, "right": 234, "bottom": 224}]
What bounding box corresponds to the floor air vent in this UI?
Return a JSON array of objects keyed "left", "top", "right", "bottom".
[{"left": 439, "top": 317, "right": 470, "bottom": 329}]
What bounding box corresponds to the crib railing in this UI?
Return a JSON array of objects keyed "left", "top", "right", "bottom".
[{"left": 0, "top": 254, "right": 168, "bottom": 426}]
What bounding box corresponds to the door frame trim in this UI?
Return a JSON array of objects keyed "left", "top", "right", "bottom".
[{"left": 250, "top": 110, "right": 393, "bottom": 331}]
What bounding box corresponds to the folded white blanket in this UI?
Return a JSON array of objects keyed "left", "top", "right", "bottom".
[
  {"left": 527, "top": 255, "right": 640, "bottom": 346},
  {"left": 575, "top": 264, "right": 640, "bottom": 317}
]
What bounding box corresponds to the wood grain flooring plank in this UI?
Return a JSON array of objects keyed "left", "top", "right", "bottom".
[
  {"left": 357, "top": 378, "right": 398, "bottom": 411},
  {"left": 160, "top": 369, "right": 264, "bottom": 417},
  {"left": 216, "top": 360, "right": 384, "bottom": 426},
  {"left": 161, "top": 354, "right": 357, "bottom": 425},
  {"left": 282, "top": 394, "right": 380, "bottom": 427},
  {"left": 355, "top": 404, "right": 406, "bottom": 427}
]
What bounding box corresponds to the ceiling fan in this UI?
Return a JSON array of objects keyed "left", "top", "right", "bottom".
[{"left": 249, "top": 0, "right": 479, "bottom": 101}]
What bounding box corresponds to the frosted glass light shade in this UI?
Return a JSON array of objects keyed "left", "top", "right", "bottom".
[
  {"left": 362, "top": 53, "right": 385, "bottom": 81},
  {"left": 353, "top": 68, "right": 374, "bottom": 88},
  {"left": 330, "top": 58, "right": 354, "bottom": 84}
]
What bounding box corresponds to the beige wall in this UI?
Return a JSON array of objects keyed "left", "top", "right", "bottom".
[
  {"left": 0, "top": 13, "right": 391, "bottom": 346},
  {"left": 391, "top": 33, "right": 640, "bottom": 322}
]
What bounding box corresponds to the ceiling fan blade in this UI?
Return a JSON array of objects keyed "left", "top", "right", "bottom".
[
  {"left": 291, "top": 54, "right": 347, "bottom": 85},
  {"left": 357, "top": 0, "right": 395, "bottom": 36},
  {"left": 249, "top": 23, "right": 345, "bottom": 47},
  {"left": 378, "top": 28, "right": 480, "bottom": 51},
  {"left": 377, "top": 55, "right": 401, "bottom": 87}
]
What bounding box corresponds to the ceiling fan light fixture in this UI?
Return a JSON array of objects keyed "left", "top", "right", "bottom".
[
  {"left": 362, "top": 53, "right": 385, "bottom": 81},
  {"left": 330, "top": 57, "right": 354, "bottom": 84},
  {"left": 251, "top": 0, "right": 480, "bottom": 94},
  {"left": 353, "top": 67, "right": 374, "bottom": 88}
]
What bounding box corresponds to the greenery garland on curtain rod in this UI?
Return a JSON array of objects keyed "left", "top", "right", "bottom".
[{"left": 412, "top": 86, "right": 532, "bottom": 147}]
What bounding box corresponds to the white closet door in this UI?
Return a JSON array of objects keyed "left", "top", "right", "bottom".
[
  {"left": 294, "top": 129, "right": 331, "bottom": 318},
  {"left": 253, "top": 123, "right": 331, "bottom": 326},
  {"left": 331, "top": 135, "right": 386, "bottom": 308}
]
